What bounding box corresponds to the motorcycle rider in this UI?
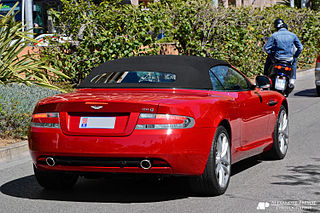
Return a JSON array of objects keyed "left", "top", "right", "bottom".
[{"left": 264, "top": 18, "right": 303, "bottom": 86}]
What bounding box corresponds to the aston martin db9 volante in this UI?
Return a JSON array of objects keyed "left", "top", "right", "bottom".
[{"left": 29, "top": 55, "right": 289, "bottom": 195}]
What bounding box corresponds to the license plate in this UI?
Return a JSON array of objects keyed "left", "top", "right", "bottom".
[
  {"left": 275, "top": 77, "right": 286, "bottom": 91},
  {"left": 79, "top": 117, "right": 116, "bottom": 129}
]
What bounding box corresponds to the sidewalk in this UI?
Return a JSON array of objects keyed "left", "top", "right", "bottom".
[
  {"left": 0, "top": 141, "right": 28, "bottom": 162},
  {"left": 297, "top": 67, "right": 315, "bottom": 76}
]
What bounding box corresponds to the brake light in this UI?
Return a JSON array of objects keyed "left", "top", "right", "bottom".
[
  {"left": 30, "top": 112, "right": 60, "bottom": 128},
  {"left": 274, "top": 65, "right": 282, "bottom": 69},
  {"left": 32, "top": 112, "right": 59, "bottom": 118},
  {"left": 284, "top": 67, "right": 292, "bottom": 71},
  {"left": 135, "top": 113, "right": 195, "bottom": 129},
  {"left": 317, "top": 55, "right": 320, "bottom": 63}
]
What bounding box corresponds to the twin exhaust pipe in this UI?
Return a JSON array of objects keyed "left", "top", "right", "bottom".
[
  {"left": 46, "top": 157, "right": 56, "bottom": 167},
  {"left": 139, "top": 159, "right": 152, "bottom": 170},
  {"left": 45, "top": 157, "right": 152, "bottom": 169}
]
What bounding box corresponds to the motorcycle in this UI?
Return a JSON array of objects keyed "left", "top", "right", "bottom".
[
  {"left": 263, "top": 37, "right": 295, "bottom": 97},
  {"left": 268, "top": 60, "right": 294, "bottom": 97}
]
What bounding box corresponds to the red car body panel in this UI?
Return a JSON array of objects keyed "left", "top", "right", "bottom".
[{"left": 29, "top": 88, "right": 285, "bottom": 175}]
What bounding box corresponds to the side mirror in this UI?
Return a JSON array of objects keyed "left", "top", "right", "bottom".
[{"left": 255, "top": 75, "right": 272, "bottom": 90}]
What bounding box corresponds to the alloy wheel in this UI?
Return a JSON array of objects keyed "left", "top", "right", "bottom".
[
  {"left": 215, "top": 132, "right": 231, "bottom": 189},
  {"left": 278, "top": 110, "right": 289, "bottom": 155}
]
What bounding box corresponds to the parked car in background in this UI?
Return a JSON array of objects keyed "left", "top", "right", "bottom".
[
  {"left": 315, "top": 55, "right": 320, "bottom": 96},
  {"left": 34, "top": 34, "right": 74, "bottom": 47},
  {"left": 29, "top": 55, "right": 289, "bottom": 196}
]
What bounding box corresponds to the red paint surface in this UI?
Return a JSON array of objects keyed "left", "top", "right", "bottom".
[{"left": 29, "top": 88, "right": 285, "bottom": 175}]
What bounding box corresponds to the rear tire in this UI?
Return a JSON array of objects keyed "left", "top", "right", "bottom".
[
  {"left": 189, "top": 126, "right": 231, "bottom": 196},
  {"left": 264, "top": 105, "right": 289, "bottom": 160},
  {"left": 316, "top": 86, "right": 320, "bottom": 97},
  {"left": 33, "top": 165, "right": 78, "bottom": 190}
]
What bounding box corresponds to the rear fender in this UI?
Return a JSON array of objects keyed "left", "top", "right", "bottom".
[{"left": 157, "top": 102, "right": 228, "bottom": 128}]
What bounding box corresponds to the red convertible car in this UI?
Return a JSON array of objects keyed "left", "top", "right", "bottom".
[{"left": 29, "top": 55, "right": 289, "bottom": 195}]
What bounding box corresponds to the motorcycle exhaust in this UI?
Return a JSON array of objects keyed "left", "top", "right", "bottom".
[
  {"left": 140, "top": 159, "right": 152, "bottom": 170},
  {"left": 46, "top": 157, "right": 56, "bottom": 167}
]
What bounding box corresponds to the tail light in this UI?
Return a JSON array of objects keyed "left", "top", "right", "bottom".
[
  {"left": 274, "top": 65, "right": 292, "bottom": 71},
  {"left": 317, "top": 55, "right": 320, "bottom": 63},
  {"left": 135, "top": 113, "right": 195, "bottom": 129},
  {"left": 30, "top": 112, "right": 60, "bottom": 128}
]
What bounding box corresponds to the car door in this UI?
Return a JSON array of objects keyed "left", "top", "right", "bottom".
[
  {"left": 257, "top": 89, "right": 281, "bottom": 136},
  {"left": 210, "top": 66, "right": 273, "bottom": 149}
]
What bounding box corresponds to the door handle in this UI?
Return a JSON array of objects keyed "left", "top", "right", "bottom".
[{"left": 267, "top": 100, "right": 278, "bottom": 106}]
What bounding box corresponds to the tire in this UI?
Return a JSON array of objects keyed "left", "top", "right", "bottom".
[
  {"left": 189, "top": 126, "right": 231, "bottom": 196},
  {"left": 316, "top": 86, "right": 320, "bottom": 97},
  {"left": 265, "top": 105, "right": 289, "bottom": 160},
  {"left": 284, "top": 80, "right": 294, "bottom": 97},
  {"left": 33, "top": 165, "right": 78, "bottom": 190}
]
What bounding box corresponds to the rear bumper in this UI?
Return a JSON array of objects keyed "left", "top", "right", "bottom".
[{"left": 29, "top": 127, "right": 215, "bottom": 175}]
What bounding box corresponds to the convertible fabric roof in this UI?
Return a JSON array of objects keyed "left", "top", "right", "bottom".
[{"left": 77, "top": 55, "right": 230, "bottom": 90}]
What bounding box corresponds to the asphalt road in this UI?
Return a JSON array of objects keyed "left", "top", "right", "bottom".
[{"left": 0, "top": 70, "right": 319, "bottom": 213}]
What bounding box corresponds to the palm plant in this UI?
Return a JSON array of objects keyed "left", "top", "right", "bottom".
[{"left": 0, "top": 2, "right": 69, "bottom": 90}]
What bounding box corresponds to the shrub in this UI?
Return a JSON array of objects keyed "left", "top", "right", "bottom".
[
  {"left": 0, "top": 84, "right": 60, "bottom": 138},
  {"left": 169, "top": 3, "right": 320, "bottom": 76},
  {"left": 41, "top": 0, "right": 170, "bottom": 84},
  {"left": 41, "top": 0, "right": 320, "bottom": 82},
  {"left": 0, "top": 2, "right": 69, "bottom": 90}
]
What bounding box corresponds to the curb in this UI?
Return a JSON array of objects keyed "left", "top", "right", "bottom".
[
  {"left": 0, "top": 141, "right": 29, "bottom": 162},
  {"left": 297, "top": 68, "right": 315, "bottom": 76}
]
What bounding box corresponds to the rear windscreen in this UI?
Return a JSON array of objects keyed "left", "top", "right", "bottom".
[{"left": 90, "top": 71, "right": 176, "bottom": 84}]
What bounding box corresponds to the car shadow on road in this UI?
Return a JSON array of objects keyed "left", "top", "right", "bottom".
[
  {"left": 0, "top": 174, "right": 190, "bottom": 203},
  {"left": 231, "top": 155, "right": 262, "bottom": 176},
  {"left": 0, "top": 157, "right": 262, "bottom": 203},
  {"left": 294, "top": 89, "right": 318, "bottom": 97}
]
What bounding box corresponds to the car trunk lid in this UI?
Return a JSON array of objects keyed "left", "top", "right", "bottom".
[
  {"left": 35, "top": 89, "right": 211, "bottom": 136},
  {"left": 36, "top": 91, "right": 161, "bottom": 136}
]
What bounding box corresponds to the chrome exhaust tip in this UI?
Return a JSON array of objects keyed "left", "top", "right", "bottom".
[
  {"left": 140, "top": 159, "right": 152, "bottom": 170},
  {"left": 46, "top": 157, "right": 55, "bottom": 167}
]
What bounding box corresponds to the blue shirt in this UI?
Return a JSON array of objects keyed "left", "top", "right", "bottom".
[{"left": 264, "top": 28, "right": 303, "bottom": 61}]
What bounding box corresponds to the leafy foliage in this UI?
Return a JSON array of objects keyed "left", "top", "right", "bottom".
[
  {"left": 312, "top": 0, "right": 320, "bottom": 10},
  {"left": 0, "top": 2, "right": 69, "bottom": 90},
  {"left": 169, "top": 4, "right": 320, "bottom": 76},
  {"left": 281, "top": 0, "right": 320, "bottom": 11},
  {"left": 41, "top": 1, "right": 320, "bottom": 82},
  {"left": 0, "top": 84, "right": 60, "bottom": 138},
  {"left": 41, "top": 0, "right": 171, "bottom": 84}
]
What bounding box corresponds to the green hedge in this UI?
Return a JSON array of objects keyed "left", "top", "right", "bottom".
[
  {"left": 41, "top": 0, "right": 320, "bottom": 84},
  {"left": 0, "top": 84, "right": 60, "bottom": 138}
]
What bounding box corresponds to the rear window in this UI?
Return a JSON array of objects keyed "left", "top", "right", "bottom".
[{"left": 90, "top": 71, "right": 176, "bottom": 84}]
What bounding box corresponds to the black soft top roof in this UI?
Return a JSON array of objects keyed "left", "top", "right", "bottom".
[{"left": 77, "top": 55, "right": 230, "bottom": 90}]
